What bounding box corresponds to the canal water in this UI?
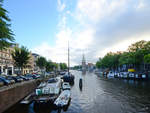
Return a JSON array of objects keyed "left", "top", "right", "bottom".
[{"left": 5, "top": 71, "right": 150, "bottom": 113}]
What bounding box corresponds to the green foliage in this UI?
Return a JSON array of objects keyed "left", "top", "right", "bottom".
[
  {"left": 144, "top": 54, "right": 150, "bottom": 64},
  {"left": 36, "top": 57, "right": 47, "bottom": 69},
  {"left": 73, "top": 65, "right": 82, "bottom": 69},
  {"left": 119, "top": 52, "right": 136, "bottom": 65},
  {"left": 96, "top": 60, "right": 101, "bottom": 68},
  {"left": 53, "top": 63, "right": 58, "bottom": 69},
  {"left": 0, "top": 0, "right": 14, "bottom": 49},
  {"left": 36, "top": 57, "right": 60, "bottom": 72},
  {"left": 12, "top": 46, "right": 30, "bottom": 73},
  {"left": 96, "top": 52, "right": 121, "bottom": 69},
  {"left": 46, "top": 61, "right": 54, "bottom": 72},
  {"left": 59, "top": 63, "right": 67, "bottom": 70},
  {"left": 127, "top": 40, "right": 150, "bottom": 65},
  {"left": 96, "top": 40, "right": 150, "bottom": 70}
]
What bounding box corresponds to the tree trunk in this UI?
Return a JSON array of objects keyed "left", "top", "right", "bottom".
[{"left": 21, "top": 67, "right": 23, "bottom": 75}]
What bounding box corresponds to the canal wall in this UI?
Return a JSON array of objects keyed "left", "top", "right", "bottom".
[{"left": 0, "top": 80, "right": 40, "bottom": 113}]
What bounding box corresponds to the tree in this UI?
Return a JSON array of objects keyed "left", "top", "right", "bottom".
[
  {"left": 46, "top": 61, "right": 54, "bottom": 72},
  {"left": 12, "top": 46, "right": 30, "bottom": 74},
  {"left": 36, "top": 57, "right": 47, "bottom": 71},
  {"left": 144, "top": 54, "right": 150, "bottom": 64},
  {"left": 73, "top": 65, "right": 82, "bottom": 70},
  {"left": 96, "top": 60, "right": 101, "bottom": 69},
  {"left": 96, "top": 40, "right": 150, "bottom": 71},
  {"left": 60, "top": 63, "right": 67, "bottom": 70},
  {"left": 127, "top": 40, "right": 150, "bottom": 69},
  {"left": 53, "top": 63, "right": 58, "bottom": 70},
  {"left": 128, "top": 40, "right": 147, "bottom": 52},
  {"left": 0, "top": 0, "right": 14, "bottom": 49}
]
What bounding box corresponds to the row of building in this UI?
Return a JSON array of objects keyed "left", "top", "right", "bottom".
[
  {"left": 82, "top": 54, "right": 95, "bottom": 72},
  {"left": 0, "top": 44, "right": 40, "bottom": 75}
]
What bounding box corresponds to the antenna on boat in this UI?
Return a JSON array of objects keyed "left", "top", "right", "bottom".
[{"left": 68, "top": 41, "right": 70, "bottom": 74}]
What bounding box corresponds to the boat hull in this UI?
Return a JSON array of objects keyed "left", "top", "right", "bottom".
[{"left": 54, "top": 90, "right": 71, "bottom": 108}]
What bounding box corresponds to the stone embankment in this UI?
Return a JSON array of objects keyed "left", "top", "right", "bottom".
[{"left": 0, "top": 80, "right": 41, "bottom": 113}]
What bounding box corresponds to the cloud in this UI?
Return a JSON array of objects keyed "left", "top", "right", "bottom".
[
  {"left": 32, "top": 0, "right": 150, "bottom": 66},
  {"left": 57, "top": 0, "right": 66, "bottom": 12}
]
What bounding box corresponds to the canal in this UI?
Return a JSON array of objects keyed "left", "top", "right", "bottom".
[{"left": 4, "top": 70, "right": 150, "bottom": 113}]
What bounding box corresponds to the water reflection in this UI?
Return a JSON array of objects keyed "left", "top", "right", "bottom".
[
  {"left": 4, "top": 70, "right": 150, "bottom": 113},
  {"left": 82, "top": 71, "right": 86, "bottom": 75},
  {"left": 31, "top": 99, "right": 71, "bottom": 113}
]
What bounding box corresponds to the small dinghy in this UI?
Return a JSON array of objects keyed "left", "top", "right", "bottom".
[
  {"left": 62, "top": 82, "right": 71, "bottom": 90},
  {"left": 54, "top": 90, "right": 71, "bottom": 108},
  {"left": 20, "top": 93, "right": 33, "bottom": 104}
]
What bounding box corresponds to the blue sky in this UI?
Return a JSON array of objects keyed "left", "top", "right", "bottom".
[
  {"left": 4, "top": 0, "right": 59, "bottom": 48},
  {"left": 3, "top": 0, "right": 150, "bottom": 66}
]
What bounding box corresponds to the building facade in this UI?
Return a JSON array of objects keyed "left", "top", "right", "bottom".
[
  {"left": 82, "top": 54, "right": 86, "bottom": 71},
  {"left": 0, "top": 45, "right": 18, "bottom": 75},
  {"left": 0, "top": 44, "right": 36, "bottom": 75},
  {"left": 87, "top": 63, "right": 95, "bottom": 72},
  {"left": 32, "top": 53, "right": 40, "bottom": 73}
]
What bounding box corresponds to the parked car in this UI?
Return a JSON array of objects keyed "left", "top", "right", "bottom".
[
  {"left": 20, "top": 75, "right": 30, "bottom": 81},
  {"left": 0, "top": 79, "right": 4, "bottom": 87},
  {"left": 16, "top": 76, "right": 24, "bottom": 82},
  {"left": 5, "top": 76, "right": 15, "bottom": 84},
  {"left": 32, "top": 74, "right": 40, "bottom": 79},
  {"left": 60, "top": 71, "right": 66, "bottom": 75},
  {"left": 10, "top": 76, "right": 23, "bottom": 82},
  {"left": 25, "top": 75, "right": 33, "bottom": 80},
  {"left": 0, "top": 76, "right": 11, "bottom": 85}
]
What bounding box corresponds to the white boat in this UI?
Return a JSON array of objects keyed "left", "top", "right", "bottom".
[
  {"left": 37, "top": 82, "right": 46, "bottom": 88},
  {"left": 107, "top": 71, "right": 114, "bottom": 78},
  {"left": 20, "top": 94, "right": 32, "bottom": 104},
  {"left": 128, "top": 72, "right": 134, "bottom": 79},
  {"left": 54, "top": 90, "right": 71, "bottom": 108},
  {"left": 135, "top": 74, "right": 139, "bottom": 79},
  {"left": 62, "top": 82, "right": 71, "bottom": 90},
  {"left": 34, "top": 78, "right": 62, "bottom": 104},
  {"left": 142, "top": 74, "right": 146, "bottom": 79}
]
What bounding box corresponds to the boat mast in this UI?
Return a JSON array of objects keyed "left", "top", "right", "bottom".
[{"left": 68, "top": 42, "right": 70, "bottom": 74}]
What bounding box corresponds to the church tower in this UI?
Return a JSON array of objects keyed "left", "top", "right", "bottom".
[{"left": 82, "top": 54, "right": 86, "bottom": 71}]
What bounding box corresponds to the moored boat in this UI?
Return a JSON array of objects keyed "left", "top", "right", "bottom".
[
  {"left": 54, "top": 90, "right": 71, "bottom": 108},
  {"left": 62, "top": 82, "right": 71, "bottom": 90},
  {"left": 33, "top": 78, "right": 62, "bottom": 105},
  {"left": 62, "top": 72, "right": 74, "bottom": 84}
]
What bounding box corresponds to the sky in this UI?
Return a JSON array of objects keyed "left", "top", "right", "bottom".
[{"left": 3, "top": 0, "right": 150, "bottom": 66}]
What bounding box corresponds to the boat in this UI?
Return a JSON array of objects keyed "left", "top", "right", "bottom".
[
  {"left": 33, "top": 78, "right": 62, "bottom": 105},
  {"left": 107, "top": 71, "right": 115, "bottom": 78},
  {"left": 60, "top": 71, "right": 66, "bottom": 75},
  {"left": 128, "top": 72, "right": 135, "bottom": 79},
  {"left": 62, "top": 82, "right": 71, "bottom": 90},
  {"left": 61, "top": 42, "right": 74, "bottom": 84},
  {"left": 62, "top": 72, "right": 74, "bottom": 83},
  {"left": 20, "top": 93, "right": 34, "bottom": 104},
  {"left": 54, "top": 90, "right": 71, "bottom": 108}
]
